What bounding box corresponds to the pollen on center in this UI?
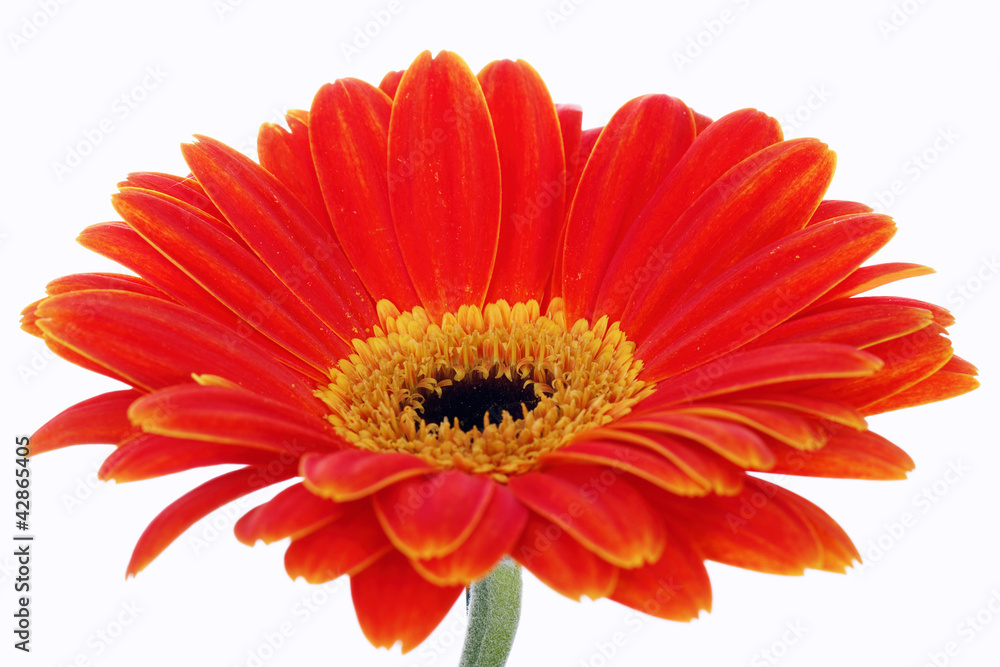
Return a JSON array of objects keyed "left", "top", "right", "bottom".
[{"left": 316, "top": 298, "right": 653, "bottom": 482}]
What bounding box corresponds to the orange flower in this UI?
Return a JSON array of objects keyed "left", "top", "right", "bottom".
[{"left": 22, "top": 50, "right": 978, "bottom": 652}]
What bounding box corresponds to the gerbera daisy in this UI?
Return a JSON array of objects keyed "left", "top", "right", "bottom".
[{"left": 22, "top": 49, "right": 978, "bottom": 658}]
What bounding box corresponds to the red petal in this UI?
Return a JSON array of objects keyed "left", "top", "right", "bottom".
[
  {"left": 99, "top": 433, "right": 278, "bottom": 483},
  {"left": 127, "top": 465, "right": 294, "bottom": 576},
  {"left": 413, "top": 483, "right": 528, "bottom": 586},
  {"left": 378, "top": 69, "right": 404, "bottom": 98},
  {"left": 556, "top": 103, "right": 584, "bottom": 218},
  {"left": 479, "top": 59, "right": 566, "bottom": 304},
  {"left": 508, "top": 464, "right": 665, "bottom": 568},
  {"left": 284, "top": 504, "right": 392, "bottom": 582},
  {"left": 815, "top": 328, "right": 954, "bottom": 409},
  {"left": 639, "top": 214, "right": 897, "bottom": 380},
  {"left": 806, "top": 199, "right": 872, "bottom": 225},
  {"left": 941, "top": 354, "right": 977, "bottom": 375},
  {"left": 805, "top": 295, "right": 955, "bottom": 328},
  {"left": 816, "top": 262, "right": 935, "bottom": 303},
  {"left": 127, "top": 384, "right": 343, "bottom": 451},
  {"left": 692, "top": 110, "right": 713, "bottom": 133},
  {"left": 547, "top": 104, "right": 585, "bottom": 299},
  {"left": 510, "top": 512, "right": 618, "bottom": 600},
  {"left": 761, "top": 429, "right": 914, "bottom": 480},
  {"left": 235, "top": 482, "right": 360, "bottom": 545},
  {"left": 182, "top": 135, "right": 377, "bottom": 343},
  {"left": 38, "top": 333, "right": 135, "bottom": 388},
  {"left": 673, "top": 403, "right": 827, "bottom": 451},
  {"left": 118, "top": 172, "right": 232, "bottom": 237},
  {"left": 770, "top": 485, "right": 859, "bottom": 572},
  {"left": 114, "top": 187, "right": 347, "bottom": 369},
  {"left": 387, "top": 50, "right": 501, "bottom": 317},
  {"left": 596, "top": 108, "right": 783, "bottom": 322},
  {"left": 609, "top": 521, "right": 711, "bottom": 621},
  {"left": 623, "top": 138, "right": 836, "bottom": 341},
  {"left": 19, "top": 298, "right": 44, "bottom": 337},
  {"left": 34, "top": 291, "right": 322, "bottom": 410},
  {"left": 45, "top": 272, "right": 166, "bottom": 300},
  {"left": 301, "top": 449, "right": 435, "bottom": 502},
  {"left": 539, "top": 440, "right": 709, "bottom": 496},
  {"left": 863, "top": 370, "right": 979, "bottom": 414},
  {"left": 749, "top": 304, "right": 933, "bottom": 350},
  {"left": 561, "top": 94, "right": 696, "bottom": 320},
  {"left": 309, "top": 78, "right": 420, "bottom": 309},
  {"left": 257, "top": 111, "right": 332, "bottom": 228},
  {"left": 30, "top": 390, "right": 139, "bottom": 455},
  {"left": 641, "top": 343, "right": 884, "bottom": 408},
  {"left": 728, "top": 393, "right": 867, "bottom": 430},
  {"left": 651, "top": 477, "right": 826, "bottom": 575},
  {"left": 350, "top": 550, "right": 464, "bottom": 653},
  {"left": 373, "top": 471, "right": 494, "bottom": 559},
  {"left": 77, "top": 221, "right": 326, "bottom": 382},
  {"left": 618, "top": 412, "right": 775, "bottom": 469}
]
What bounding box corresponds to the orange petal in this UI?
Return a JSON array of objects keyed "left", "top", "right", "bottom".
[
  {"left": 585, "top": 426, "right": 746, "bottom": 496},
  {"left": 539, "top": 440, "right": 709, "bottom": 496},
  {"left": 34, "top": 291, "right": 322, "bottom": 410},
  {"left": 727, "top": 393, "right": 867, "bottom": 430},
  {"left": 609, "top": 521, "right": 712, "bottom": 621},
  {"left": 257, "top": 110, "right": 333, "bottom": 228},
  {"left": 388, "top": 50, "right": 501, "bottom": 317},
  {"left": 301, "top": 449, "right": 435, "bottom": 502},
  {"left": 815, "top": 327, "right": 954, "bottom": 409},
  {"left": 863, "top": 370, "right": 980, "bottom": 415},
  {"left": 511, "top": 512, "right": 618, "bottom": 601},
  {"left": 804, "top": 294, "right": 955, "bottom": 328},
  {"left": 623, "top": 138, "right": 836, "bottom": 342},
  {"left": 561, "top": 94, "right": 696, "bottom": 320},
  {"left": 413, "top": 483, "right": 528, "bottom": 586},
  {"left": 284, "top": 504, "right": 392, "bottom": 582},
  {"left": 99, "top": 433, "right": 278, "bottom": 483},
  {"left": 378, "top": 69, "right": 404, "bottom": 98},
  {"left": 373, "top": 471, "right": 494, "bottom": 559},
  {"left": 817, "top": 262, "right": 935, "bottom": 303},
  {"left": 618, "top": 411, "right": 775, "bottom": 469},
  {"left": 114, "top": 186, "right": 348, "bottom": 369},
  {"left": 749, "top": 304, "right": 933, "bottom": 350},
  {"left": 760, "top": 428, "right": 914, "bottom": 480},
  {"left": 770, "top": 485, "right": 859, "bottom": 572},
  {"left": 29, "top": 389, "right": 139, "bottom": 455},
  {"left": 119, "top": 171, "right": 228, "bottom": 224},
  {"left": 127, "top": 384, "right": 343, "bottom": 451},
  {"left": 555, "top": 103, "right": 584, "bottom": 220},
  {"left": 672, "top": 403, "right": 827, "bottom": 451},
  {"left": 182, "top": 135, "right": 378, "bottom": 343},
  {"left": 639, "top": 214, "right": 897, "bottom": 381},
  {"left": 45, "top": 272, "right": 165, "bottom": 299},
  {"left": 806, "top": 199, "right": 872, "bottom": 225},
  {"left": 508, "top": 464, "right": 665, "bottom": 568},
  {"left": 651, "top": 477, "right": 826, "bottom": 575},
  {"left": 596, "top": 108, "right": 783, "bottom": 323},
  {"left": 127, "top": 465, "right": 294, "bottom": 576},
  {"left": 640, "top": 343, "right": 884, "bottom": 408},
  {"left": 235, "top": 482, "right": 360, "bottom": 545},
  {"left": 77, "top": 222, "right": 326, "bottom": 383},
  {"left": 309, "top": 78, "right": 420, "bottom": 309},
  {"left": 479, "top": 59, "right": 566, "bottom": 304},
  {"left": 350, "top": 550, "right": 464, "bottom": 653}
]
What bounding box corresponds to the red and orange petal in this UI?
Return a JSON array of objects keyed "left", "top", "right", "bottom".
[{"left": 21, "top": 48, "right": 978, "bottom": 654}]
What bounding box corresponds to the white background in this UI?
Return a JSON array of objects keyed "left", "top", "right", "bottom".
[{"left": 2, "top": 0, "right": 999, "bottom": 666}]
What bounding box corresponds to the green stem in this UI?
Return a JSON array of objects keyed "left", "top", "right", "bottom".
[{"left": 458, "top": 558, "right": 522, "bottom": 667}]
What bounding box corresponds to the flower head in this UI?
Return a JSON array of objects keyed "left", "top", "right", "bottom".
[{"left": 23, "top": 50, "right": 978, "bottom": 652}]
